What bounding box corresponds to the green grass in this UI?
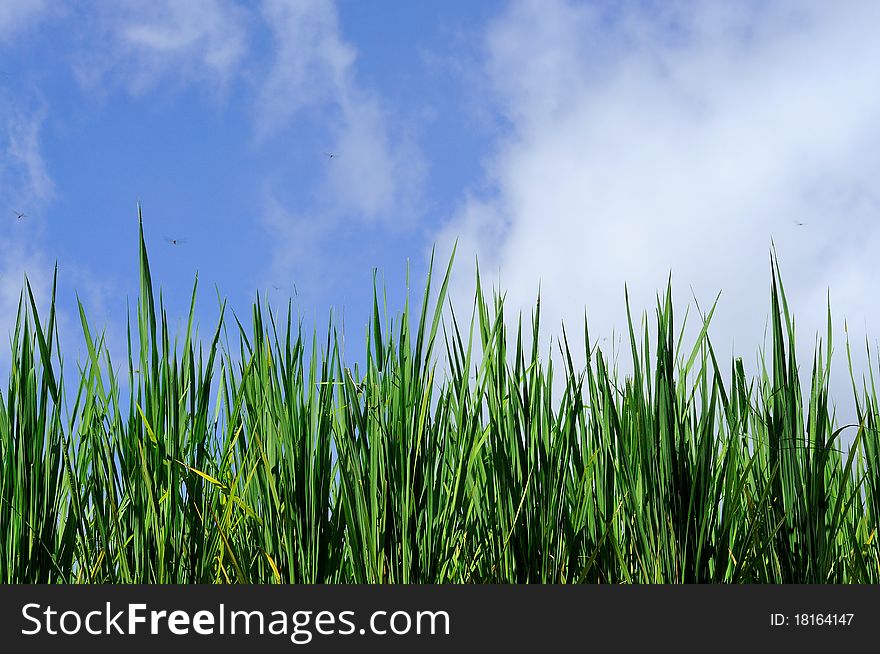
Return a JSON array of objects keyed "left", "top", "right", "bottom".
[{"left": 1, "top": 210, "right": 878, "bottom": 583}]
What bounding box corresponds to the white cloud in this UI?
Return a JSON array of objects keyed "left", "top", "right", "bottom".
[
  {"left": 0, "top": 96, "right": 127, "bottom": 382},
  {"left": 0, "top": 101, "right": 56, "bottom": 363},
  {"left": 437, "top": 0, "right": 880, "bottom": 412},
  {"left": 0, "top": 240, "right": 52, "bottom": 362},
  {"left": 254, "top": 0, "right": 355, "bottom": 138},
  {"left": 76, "top": 0, "right": 250, "bottom": 94},
  {"left": 1, "top": 105, "right": 54, "bottom": 207},
  {"left": 255, "top": 0, "right": 423, "bottom": 226},
  {"left": 0, "top": 0, "right": 52, "bottom": 42},
  {"left": 261, "top": 188, "right": 328, "bottom": 286},
  {"left": 0, "top": 240, "right": 124, "bottom": 381}
]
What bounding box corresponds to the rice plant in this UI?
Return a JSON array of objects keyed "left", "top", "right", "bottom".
[{"left": 1, "top": 210, "right": 877, "bottom": 583}]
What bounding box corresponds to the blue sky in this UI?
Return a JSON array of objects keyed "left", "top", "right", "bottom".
[{"left": 3, "top": 1, "right": 880, "bottom": 409}]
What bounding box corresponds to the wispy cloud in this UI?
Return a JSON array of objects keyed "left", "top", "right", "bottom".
[
  {"left": 438, "top": 0, "right": 880, "bottom": 402},
  {"left": 255, "top": 0, "right": 425, "bottom": 285},
  {"left": 0, "top": 239, "right": 53, "bottom": 345},
  {"left": 0, "top": 100, "right": 55, "bottom": 361},
  {"left": 254, "top": 0, "right": 355, "bottom": 140},
  {"left": 75, "top": 0, "right": 250, "bottom": 94},
  {"left": 261, "top": 188, "right": 328, "bottom": 284},
  {"left": 0, "top": 104, "right": 54, "bottom": 208},
  {"left": 0, "top": 97, "right": 126, "bottom": 373},
  {"left": 0, "top": 0, "right": 52, "bottom": 42}
]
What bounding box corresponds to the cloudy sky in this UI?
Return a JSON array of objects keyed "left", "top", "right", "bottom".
[{"left": 2, "top": 0, "right": 879, "bottom": 410}]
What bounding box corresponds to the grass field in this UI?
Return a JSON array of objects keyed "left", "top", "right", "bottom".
[{"left": 2, "top": 212, "right": 878, "bottom": 583}]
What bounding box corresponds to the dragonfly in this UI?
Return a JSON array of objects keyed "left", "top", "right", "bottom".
[
  {"left": 165, "top": 237, "right": 187, "bottom": 246},
  {"left": 12, "top": 211, "right": 26, "bottom": 221},
  {"left": 324, "top": 152, "right": 336, "bottom": 159},
  {"left": 272, "top": 284, "right": 298, "bottom": 295}
]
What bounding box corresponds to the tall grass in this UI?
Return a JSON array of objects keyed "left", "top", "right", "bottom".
[{"left": 1, "top": 212, "right": 878, "bottom": 583}]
